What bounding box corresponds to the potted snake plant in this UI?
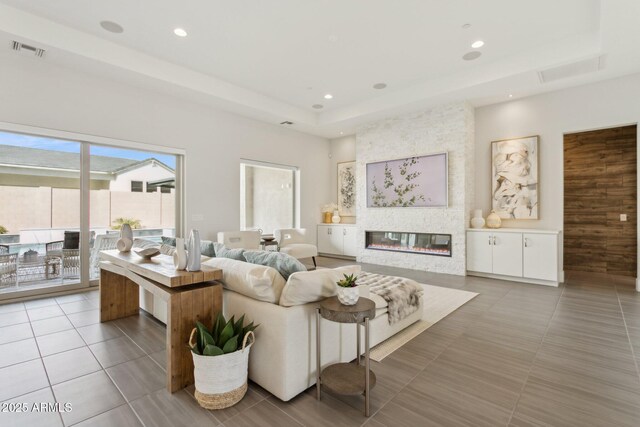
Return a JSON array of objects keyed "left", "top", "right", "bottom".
[{"left": 189, "top": 313, "right": 258, "bottom": 409}]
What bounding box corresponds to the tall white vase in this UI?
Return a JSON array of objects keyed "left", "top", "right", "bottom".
[
  {"left": 470, "top": 209, "right": 485, "bottom": 229},
  {"left": 117, "top": 223, "right": 133, "bottom": 252},
  {"left": 186, "top": 230, "right": 201, "bottom": 272},
  {"left": 173, "top": 237, "right": 187, "bottom": 270}
]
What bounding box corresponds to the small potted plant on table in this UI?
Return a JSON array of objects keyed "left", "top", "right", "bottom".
[
  {"left": 189, "top": 313, "right": 258, "bottom": 409},
  {"left": 336, "top": 273, "right": 359, "bottom": 305}
]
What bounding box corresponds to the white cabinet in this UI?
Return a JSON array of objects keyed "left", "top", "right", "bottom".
[
  {"left": 466, "top": 229, "right": 560, "bottom": 286},
  {"left": 317, "top": 224, "right": 358, "bottom": 258}
]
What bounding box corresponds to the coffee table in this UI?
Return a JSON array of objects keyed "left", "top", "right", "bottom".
[{"left": 316, "top": 296, "right": 377, "bottom": 416}]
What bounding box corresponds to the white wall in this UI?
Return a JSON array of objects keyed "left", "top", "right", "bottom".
[
  {"left": 329, "top": 135, "right": 357, "bottom": 224},
  {"left": 356, "top": 103, "right": 475, "bottom": 275},
  {"left": 0, "top": 55, "right": 330, "bottom": 243},
  {"left": 475, "top": 72, "right": 640, "bottom": 232}
]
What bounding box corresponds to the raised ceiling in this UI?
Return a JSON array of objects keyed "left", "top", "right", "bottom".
[{"left": 1, "top": 0, "right": 639, "bottom": 137}]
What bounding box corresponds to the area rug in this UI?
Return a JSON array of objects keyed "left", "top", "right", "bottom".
[{"left": 369, "top": 284, "right": 478, "bottom": 361}]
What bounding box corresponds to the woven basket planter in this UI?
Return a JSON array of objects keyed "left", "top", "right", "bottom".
[{"left": 189, "top": 329, "right": 255, "bottom": 410}]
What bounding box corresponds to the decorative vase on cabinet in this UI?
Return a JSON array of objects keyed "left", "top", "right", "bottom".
[
  {"left": 331, "top": 210, "right": 341, "bottom": 224},
  {"left": 470, "top": 209, "right": 485, "bottom": 229},
  {"left": 486, "top": 210, "right": 502, "bottom": 229}
]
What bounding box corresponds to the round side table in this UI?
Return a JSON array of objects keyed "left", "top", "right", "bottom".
[{"left": 316, "top": 296, "right": 376, "bottom": 416}]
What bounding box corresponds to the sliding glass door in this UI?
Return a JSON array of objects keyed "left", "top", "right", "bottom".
[{"left": 0, "top": 128, "right": 182, "bottom": 299}]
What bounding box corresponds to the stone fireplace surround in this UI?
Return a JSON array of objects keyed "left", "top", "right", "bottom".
[{"left": 355, "top": 103, "right": 474, "bottom": 275}]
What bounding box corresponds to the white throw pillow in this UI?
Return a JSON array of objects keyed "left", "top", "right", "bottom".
[
  {"left": 202, "top": 257, "right": 286, "bottom": 303},
  {"left": 279, "top": 265, "right": 362, "bottom": 307}
]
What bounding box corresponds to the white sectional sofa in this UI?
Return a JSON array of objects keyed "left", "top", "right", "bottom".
[{"left": 202, "top": 257, "right": 423, "bottom": 402}]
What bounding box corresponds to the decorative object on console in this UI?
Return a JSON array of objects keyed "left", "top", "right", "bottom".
[
  {"left": 332, "top": 210, "right": 341, "bottom": 224},
  {"left": 187, "top": 229, "right": 202, "bottom": 271},
  {"left": 367, "top": 152, "right": 448, "bottom": 208},
  {"left": 337, "top": 161, "right": 356, "bottom": 217},
  {"left": 173, "top": 237, "right": 187, "bottom": 270},
  {"left": 117, "top": 223, "right": 134, "bottom": 252},
  {"left": 189, "top": 313, "right": 258, "bottom": 409},
  {"left": 336, "top": 273, "right": 359, "bottom": 305},
  {"left": 133, "top": 247, "right": 161, "bottom": 259},
  {"left": 486, "top": 210, "right": 502, "bottom": 229},
  {"left": 321, "top": 203, "right": 338, "bottom": 224},
  {"left": 470, "top": 209, "right": 485, "bottom": 229},
  {"left": 491, "top": 135, "right": 539, "bottom": 219},
  {"left": 23, "top": 249, "right": 38, "bottom": 262}
]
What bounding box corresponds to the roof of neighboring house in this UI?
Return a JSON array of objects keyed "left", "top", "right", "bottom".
[{"left": 0, "top": 145, "right": 173, "bottom": 174}]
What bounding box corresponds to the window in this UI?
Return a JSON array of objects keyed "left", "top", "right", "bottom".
[
  {"left": 0, "top": 127, "right": 183, "bottom": 298},
  {"left": 131, "top": 181, "right": 143, "bottom": 192},
  {"left": 240, "top": 160, "right": 297, "bottom": 234}
]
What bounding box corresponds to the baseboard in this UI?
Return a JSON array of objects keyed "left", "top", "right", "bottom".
[
  {"left": 467, "top": 271, "right": 560, "bottom": 287},
  {"left": 318, "top": 253, "right": 356, "bottom": 261},
  {"left": 559, "top": 270, "right": 565, "bottom": 283}
]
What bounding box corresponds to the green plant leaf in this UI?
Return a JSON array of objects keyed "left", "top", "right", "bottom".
[
  {"left": 190, "top": 346, "right": 201, "bottom": 355},
  {"left": 202, "top": 345, "right": 224, "bottom": 356},
  {"left": 213, "top": 312, "right": 226, "bottom": 342},
  {"left": 195, "top": 322, "right": 210, "bottom": 353},
  {"left": 234, "top": 315, "right": 245, "bottom": 336},
  {"left": 242, "top": 322, "right": 259, "bottom": 338},
  {"left": 219, "top": 320, "right": 235, "bottom": 348},
  {"left": 223, "top": 335, "right": 239, "bottom": 353}
]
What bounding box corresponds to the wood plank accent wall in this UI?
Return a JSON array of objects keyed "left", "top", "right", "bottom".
[{"left": 564, "top": 125, "right": 637, "bottom": 277}]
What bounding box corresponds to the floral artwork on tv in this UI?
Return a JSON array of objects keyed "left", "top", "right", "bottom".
[
  {"left": 366, "top": 152, "right": 448, "bottom": 208},
  {"left": 491, "top": 136, "right": 538, "bottom": 219}
]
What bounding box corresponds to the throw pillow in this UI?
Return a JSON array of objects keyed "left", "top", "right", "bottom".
[
  {"left": 160, "top": 244, "right": 176, "bottom": 256},
  {"left": 279, "top": 265, "right": 362, "bottom": 306},
  {"left": 162, "top": 236, "right": 216, "bottom": 257},
  {"left": 213, "top": 243, "right": 246, "bottom": 261},
  {"left": 243, "top": 250, "right": 307, "bottom": 281}
]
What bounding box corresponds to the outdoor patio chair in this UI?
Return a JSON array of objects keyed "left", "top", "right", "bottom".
[{"left": 0, "top": 253, "right": 18, "bottom": 288}]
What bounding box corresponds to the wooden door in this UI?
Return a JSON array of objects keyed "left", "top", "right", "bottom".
[{"left": 564, "top": 125, "right": 637, "bottom": 276}]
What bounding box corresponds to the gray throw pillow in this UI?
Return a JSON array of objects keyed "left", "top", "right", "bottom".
[
  {"left": 243, "top": 250, "right": 307, "bottom": 280},
  {"left": 162, "top": 236, "right": 216, "bottom": 257},
  {"left": 213, "top": 243, "right": 245, "bottom": 261}
]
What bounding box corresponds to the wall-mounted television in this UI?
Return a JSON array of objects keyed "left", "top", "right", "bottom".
[{"left": 366, "top": 152, "right": 448, "bottom": 208}]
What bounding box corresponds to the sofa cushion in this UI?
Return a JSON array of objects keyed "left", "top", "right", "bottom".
[
  {"left": 163, "top": 236, "right": 216, "bottom": 257},
  {"left": 213, "top": 243, "right": 245, "bottom": 260},
  {"left": 279, "top": 243, "right": 317, "bottom": 259},
  {"left": 279, "top": 265, "right": 362, "bottom": 307},
  {"left": 203, "top": 257, "right": 286, "bottom": 303},
  {"left": 243, "top": 250, "right": 307, "bottom": 280}
]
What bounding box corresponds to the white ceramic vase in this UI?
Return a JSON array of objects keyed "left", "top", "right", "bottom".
[
  {"left": 186, "top": 230, "right": 201, "bottom": 272},
  {"left": 470, "top": 209, "right": 485, "bottom": 229},
  {"left": 173, "top": 237, "right": 187, "bottom": 270},
  {"left": 337, "top": 286, "right": 359, "bottom": 305},
  {"left": 486, "top": 210, "right": 502, "bottom": 229},
  {"left": 117, "top": 223, "right": 133, "bottom": 252},
  {"left": 331, "top": 210, "right": 341, "bottom": 224}
]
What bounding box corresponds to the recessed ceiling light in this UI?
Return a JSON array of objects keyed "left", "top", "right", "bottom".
[
  {"left": 462, "top": 51, "right": 482, "bottom": 61},
  {"left": 471, "top": 40, "right": 484, "bottom": 49},
  {"left": 340, "top": 132, "right": 344, "bottom": 135},
  {"left": 324, "top": 94, "right": 333, "bottom": 100},
  {"left": 174, "top": 28, "right": 188, "bottom": 37},
  {"left": 100, "top": 21, "right": 124, "bottom": 34},
  {"left": 508, "top": 94, "right": 513, "bottom": 98},
  {"left": 312, "top": 104, "right": 324, "bottom": 109},
  {"left": 373, "top": 83, "right": 387, "bottom": 89}
]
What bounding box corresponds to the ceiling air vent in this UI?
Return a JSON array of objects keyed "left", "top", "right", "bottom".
[
  {"left": 11, "top": 40, "right": 46, "bottom": 58},
  {"left": 280, "top": 121, "right": 294, "bottom": 125},
  {"left": 538, "top": 56, "right": 605, "bottom": 84}
]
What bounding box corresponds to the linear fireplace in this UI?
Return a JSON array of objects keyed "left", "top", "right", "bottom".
[{"left": 365, "top": 231, "right": 452, "bottom": 257}]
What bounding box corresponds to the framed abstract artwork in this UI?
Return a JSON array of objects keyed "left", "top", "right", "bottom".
[
  {"left": 337, "top": 161, "right": 356, "bottom": 216},
  {"left": 491, "top": 136, "right": 539, "bottom": 219},
  {"left": 366, "top": 152, "right": 448, "bottom": 208}
]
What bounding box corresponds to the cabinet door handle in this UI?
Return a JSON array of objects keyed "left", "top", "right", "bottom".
[
  {"left": 524, "top": 238, "right": 529, "bottom": 247},
  {"left": 328, "top": 228, "right": 331, "bottom": 235},
  {"left": 488, "top": 235, "right": 492, "bottom": 246},
  {"left": 343, "top": 228, "right": 346, "bottom": 236},
  {"left": 493, "top": 236, "right": 497, "bottom": 245}
]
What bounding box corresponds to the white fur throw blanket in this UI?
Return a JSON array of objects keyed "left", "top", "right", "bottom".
[{"left": 358, "top": 271, "right": 424, "bottom": 324}]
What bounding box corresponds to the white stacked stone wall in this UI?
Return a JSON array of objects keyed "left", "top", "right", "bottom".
[{"left": 355, "top": 103, "right": 474, "bottom": 275}]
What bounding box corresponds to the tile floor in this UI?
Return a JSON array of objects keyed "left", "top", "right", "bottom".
[{"left": 0, "top": 257, "right": 639, "bottom": 426}]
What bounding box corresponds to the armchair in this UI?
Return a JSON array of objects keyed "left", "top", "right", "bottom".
[{"left": 273, "top": 228, "right": 318, "bottom": 267}]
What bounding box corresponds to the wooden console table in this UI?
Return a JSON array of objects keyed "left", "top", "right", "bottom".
[{"left": 99, "top": 249, "right": 222, "bottom": 393}]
